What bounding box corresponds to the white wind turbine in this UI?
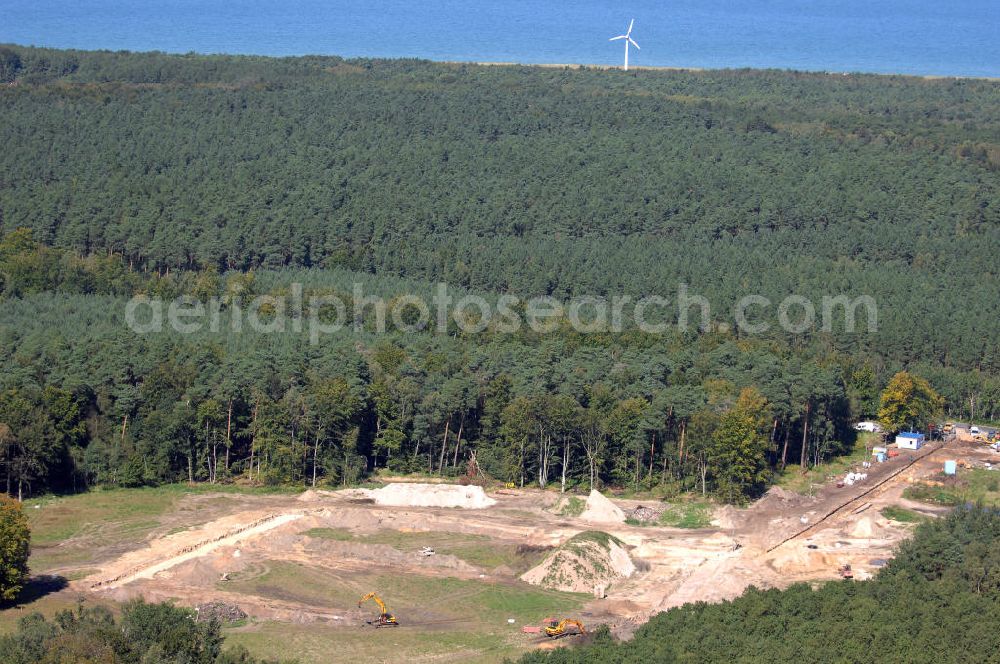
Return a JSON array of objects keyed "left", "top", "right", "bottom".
[{"left": 609, "top": 19, "right": 640, "bottom": 71}]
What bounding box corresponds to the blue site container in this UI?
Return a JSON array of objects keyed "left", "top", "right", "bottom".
[
  {"left": 944, "top": 460, "right": 957, "bottom": 475},
  {"left": 876, "top": 453, "right": 886, "bottom": 463}
]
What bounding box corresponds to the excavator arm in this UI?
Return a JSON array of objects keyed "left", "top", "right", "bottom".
[
  {"left": 358, "top": 592, "right": 387, "bottom": 614},
  {"left": 358, "top": 592, "right": 399, "bottom": 627},
  {"left": 545, "top": 619, "right": 586, "bottom": 638}
]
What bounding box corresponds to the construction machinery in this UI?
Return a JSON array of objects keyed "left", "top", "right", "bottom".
[
  {"left": 544, "top": 619, "right": 586, "bottom": 638},
  {"left": 358, "top": 592, "right": 398, "bottom": 627},
  {"left": 838, "top": 564, "right": 854, "bottom": 580}
]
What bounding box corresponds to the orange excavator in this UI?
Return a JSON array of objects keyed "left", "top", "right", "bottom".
[
  {"left": 544, "top": 619, "right": 586, "bottom": 638},
  {"left": 358, "top": 592, "right": 399, "bottom": 627}
]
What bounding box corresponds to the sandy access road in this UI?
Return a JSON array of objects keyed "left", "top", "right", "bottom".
[{"left": 89, "top": 512, "right": 306, "bottom": 590}]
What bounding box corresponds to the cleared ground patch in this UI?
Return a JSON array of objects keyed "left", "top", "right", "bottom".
[
  {"left": 24, "top": 484, "right": 299, "bottom": 573},
  {"left": 904, "top": 468, "right": 1000, "bottom": 507},
  {"left": 224, "top": 560, "right": 360, "bottom": 607},
  {"left": 774, "top": 433, "right": 873, "bottom": 495},
  {"left": 353, "top": 531, "right": 549, "bottom": 573},
  {"left": 300, "top": 527, "right": 353, "bottom": 541},
  {"left": 25, "top": 487, "right": 188, "bottom": 572}
]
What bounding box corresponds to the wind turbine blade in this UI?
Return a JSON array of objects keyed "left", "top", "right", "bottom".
[
  {"left": 610, "top": 35, "right": 626, "bottom": 41},
  {"left": 627, "top": 19, "right": 635, "bottom": 35},
  {"left": 629, "top": 38, "right": 640, "bottom": 50}
]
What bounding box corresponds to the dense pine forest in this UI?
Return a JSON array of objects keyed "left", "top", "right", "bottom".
[{"left": 0, "top": 46, "right": 997, "bottom": 499}]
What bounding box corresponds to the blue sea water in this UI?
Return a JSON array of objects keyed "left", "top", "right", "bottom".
[{"left": 1, "top": 0, "right": 997, "bottom": 77}]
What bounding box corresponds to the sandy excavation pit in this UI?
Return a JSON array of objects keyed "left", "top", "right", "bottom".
[{"left": 71, "top": 439, "right": 973, "bottom": 651}]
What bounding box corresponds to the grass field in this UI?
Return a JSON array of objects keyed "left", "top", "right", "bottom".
[
  {"left": 224, "top": 560, "right": 585, "bottom": 621},
  {"left": 225, "top": 621, "right": 510, "bottom": 664},
  {"left": 222, "top": 561, "right": 587, "bottom": 663},
  {"left": 656, "top": 502, "right": 714, "bottom": 528},
  {"left": 880, "top": 505, "right": 929, "bottom": 523},
  {"left": 301, "top": 527, "right": 354, "bottom": 541},
  {"left": 624, "top": 501, "right": 714, "bottom": 529}
]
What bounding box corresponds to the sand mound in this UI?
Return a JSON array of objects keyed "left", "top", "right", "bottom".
[
  {"left": 711, "top": 505, "right": 740, "bottom": 529},
  {"left": 166, "top": 556, "right": 232, "bottom": 587},
  {"left": 521, "top": 531, "right": 635, "bottom": 593},
  {"left": 364, "top": 483, "right": 496, "bottom": 509},
  {"left": 579, "top": 490, "right": 626, "bottom": 523},
  {"left": 297, "top": 488, "right": 344, "bottom": 502},
  {"left": 849, "top": 516, "right": 886, "bottom": 539}
]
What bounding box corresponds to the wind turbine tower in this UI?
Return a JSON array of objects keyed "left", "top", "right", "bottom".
[{"left": 609, "top": 19, "right": 640, "bottom": 71}]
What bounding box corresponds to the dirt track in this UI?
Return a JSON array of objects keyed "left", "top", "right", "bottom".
[{"left": 89, "top": 512, "right": 306, "bottom": 590}]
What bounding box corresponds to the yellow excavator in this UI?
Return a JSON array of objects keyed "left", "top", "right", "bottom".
[
  {"left": 544, "top": 619, "right": 586, "bottom": 639},
  {"left": 358, "top": 592, "right": 399, "bottom": 628}
]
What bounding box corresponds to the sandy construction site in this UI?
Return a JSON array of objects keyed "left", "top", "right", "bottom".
[{"left": 41, "top": 436, "right": 990, "bottom": 661}]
